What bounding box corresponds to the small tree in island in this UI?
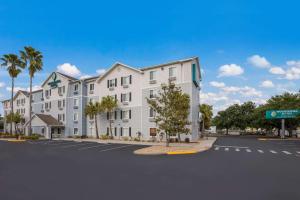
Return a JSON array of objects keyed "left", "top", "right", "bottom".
[{"left": 147, "top": 82, "right": 190, "bottom": 146}]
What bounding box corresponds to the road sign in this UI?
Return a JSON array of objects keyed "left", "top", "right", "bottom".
[{"left": 266, "top": 110, "right": 300, "bottom": 119}]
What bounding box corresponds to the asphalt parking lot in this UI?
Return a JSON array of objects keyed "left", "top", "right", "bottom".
[{"left": 0, "top": 136, "right": 300, "bottom": 200}]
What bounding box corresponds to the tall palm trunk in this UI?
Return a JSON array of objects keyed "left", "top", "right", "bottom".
[
  {"left": 29, "top": 76, "right": 33, "bottom": 136},
  {"left": 109, "top": 120, "right": 113, "bottom": 137},
  {"left": 10, "top": 77, "right": 14, "bottom": 135},
  {"left": 94, "top": 115, "right": 99, "bottom": 139}
]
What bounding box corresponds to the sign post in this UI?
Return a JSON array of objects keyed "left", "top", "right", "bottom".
[{"left": 266, "top": 110, "right": 300, "bottom": 139}]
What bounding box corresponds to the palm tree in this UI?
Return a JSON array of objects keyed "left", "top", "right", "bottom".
[
  {"left": 1, "top": 54, "right": 24, "bottom": 134},
  {"left": 85, "top": 101, "right": 103, "bottom": 139},
  {"left": 101, "top": 96, "right": 118, "bottom": 137},
  {"left": 20, "top": 47, "right": 43, "bottom": 136}
]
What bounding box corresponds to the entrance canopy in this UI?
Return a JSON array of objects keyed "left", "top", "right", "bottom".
[{"left": 25, "top": 114, "right": 64, "bottom": 138}]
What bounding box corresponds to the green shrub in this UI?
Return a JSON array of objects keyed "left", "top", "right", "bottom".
[
  {"left": 100, "top": 134, "right": 111, "bottom": 140},
  {"left": 122, "top": 136, "right": 129, "bottom": 141},
  {"left": 133, "top": 137, "right": 140, "bottom": 142}
]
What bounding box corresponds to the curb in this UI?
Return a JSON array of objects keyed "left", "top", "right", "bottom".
[
  {"left": 7, "top": 139, "right": 26, "bottom": 142},
  {"left": 167, "top": 151, "right": 197, "bottom": 155}
]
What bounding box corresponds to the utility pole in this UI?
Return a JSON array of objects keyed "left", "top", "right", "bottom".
[{"left": 281, "top": 119, "right": 285, "bottom": 139}]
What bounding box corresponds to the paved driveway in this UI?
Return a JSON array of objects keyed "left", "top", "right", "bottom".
[{"left": 0, "top": 136, "right": 300, "bottom": 200}]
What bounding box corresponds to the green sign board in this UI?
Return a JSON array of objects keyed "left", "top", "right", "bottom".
[
  {"left": 266, "top": 110, "right": 300, "bottom": 119},
  {"left": 47, "top": 73, "right": 61, "bottom": 89}
]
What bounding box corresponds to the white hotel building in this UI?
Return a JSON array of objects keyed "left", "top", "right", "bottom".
[{"left": 1, "top": 57, "right": 201, "bottom": 141}]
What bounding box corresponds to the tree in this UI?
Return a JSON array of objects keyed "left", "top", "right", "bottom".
[
  {"left": 147, "top": 82, "right": 190, "bottom": 146},
  {"left": 199, "top": 104, "right": 213, "bottom": 130},
  {"left": 0, "top": 54, "right": 25, "bottom": 135},
  {"left": 20, "top": 46, "right": 43, "bottom": 136},
  {"left": 5, "top": 112, "right": 24, "bottom": 135},
  {"left": 253, "top": 92, "right": 300, "bottom": 136},
  {"left": 85, "top": 101, "right": 103, "bottom": 139},
  {"left": 101, "top": 96, "right": 118, "bottom": 137}
]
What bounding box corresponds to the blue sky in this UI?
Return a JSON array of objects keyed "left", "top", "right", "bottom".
[{"left": 0, "top": 0, "right": 300, "bottom": 115}]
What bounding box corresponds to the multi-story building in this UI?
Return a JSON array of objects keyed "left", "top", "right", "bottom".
[{"left": 1, "top": 57, "right": 201, "bottom": 141}]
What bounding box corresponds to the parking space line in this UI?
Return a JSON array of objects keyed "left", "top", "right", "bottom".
[
  {"left": 98, "top": 145, "right": 133, "bottom": 152},
  {"left": 296, "top": 151, "right": 300, "bottom": 154},
  {"left": 225, "top": 148, "right": 229, "bottom": 151},
  {"left": 282, "top": 151, "right": 292, "bottom": 155},
  {"left": 270, "top": 150, "right": 277, "bottom": 154},
  {"left": 214, "top": 147, "right": 219, "bottom": 150},
  {"left": 235, "top": 148, "right": 240, "bottom": 152},
  {"left": 78, "top": 143, "right": 110, "bottom": 151},
  {"left": 214, "top": 145, "right": 248, "bottom": 148},
  {"left": 47, "top": 141, "right": 76, "bottom": 146},
  {"left": 246, "top": 149, "right": 251, "bottom": 153},
  {"left": 257, "top": 150, "right": 264, "bottom": 153},
  {"left": 58, "top": 143, "right": 95, "bottom": 149}
]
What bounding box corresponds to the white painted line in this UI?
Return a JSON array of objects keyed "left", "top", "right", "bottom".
[
  {"left": 78, "top": 144, "right": 110, "bottom": 151},
  {"left": 98, "top": 145, "right": 133, "bottom": 152},
  {"left": 296, "top": 151, "right": 300, "bottom": 154},
  {"left": 257, "top": 150, "right": 264, "bottom": 153},
  {"left": 225, "top": 148, "right": 229, "bottom": 151},
  {"left": 215, "top": 147, "right": 219, "bottom": 151},
  {"left": 235, "top": 148, "right": 240, "bottom": 152},
  {"left": 246, "top": 149, "right": 252, "bottom": 153},
  {"left": 58, "top": 143, "right": 93, "bottom": 148},
  {"left": 47, "top": 141, "right": 76, "bottom": 146},
  {"left": 214, "top": 145, "right": 248, "bottom": 149},
  {"left": 270, "top": 150, "right": 277, "bottom": 154},
  {"left": 282, "top": 151, "right": 292, "bottom": 155}
]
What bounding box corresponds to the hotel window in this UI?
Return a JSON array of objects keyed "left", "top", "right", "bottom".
[
  {"left": 107, "top": 78, "right": 117, "bottom": 88},
  {"left": 58, "top": 87, "right": 62, "bottom": 95},
  {"left": 58, "top": 100, "right": 62, "bottom": 108},
  {"left": 121, "top": 75, "right": 132, "bottom": 86},
  {"left": 149, "top": 128, "right": 157, "bottom": 136},
  {"left": 149, "top": 90, "right": 156, "bottom": 99},
  {"left": 89, "top": 83, "right": 94, "bottom": 91},
  {"left": 149, "top": 71, "right": 156, "bottom": 81},
  {"left": 114, "top": 127, "right": 117, "bottom": 136},
  {"left": 74, "top": 128, "right": 78, "bottom": 135},
  {"left": 73, "top": 113, "right": 78, "bottom": 121},
  {"left": 122, "top": 127, "right": 131, "bottom": 137},
  {"left": 74, "top": 98, "right": 79, "bottom": 107},
  {"left": 74, "top": 84, "right": 79, "bottom": 92},
  {"left": 169, "top": 67, "right": 176, "bottom": 78},
  {"left": 121, "top": 92, "right": 131, "bottom": 102},
  {"left": 121, "top": 110, "right": 131, "bottom": 120},
  {"left": 149, "top": 107, "right": 156, "bottom": 118}
]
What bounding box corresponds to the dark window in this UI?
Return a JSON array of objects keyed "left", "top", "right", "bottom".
[
  {"left": 114, "top": 127, "right": 117, "bottom": 136},
  {"left": 129, "top": 127, "right": 131, "bottom": 137},
  {"left": 120, "top": 127, "right": 123, "bottom": 136}
]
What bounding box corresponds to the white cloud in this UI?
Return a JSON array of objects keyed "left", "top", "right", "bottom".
[
  {"left": 80, "top": 75, "right": 92, "bottom": 80},
  {"left": 6, "top": 85, "right": 41, "bottom": 93},
  {"left": 200, "top": 92, "right": 228, "bottom": 104},
  {"left": 57, "top": 63, "right": 81, "bottom": 77},
  {"left": 247, "top": 55, "right": 271, "bottom": 68},
  {"left": 260, "top": 80, "right": 274, "bottom": 88},
  {"left": 220, "top": 86, "right": 262, "bottom": 97},
  {"left": 221, "top": 86, "right": 240, "bottom": 93},
  {"left": 285, "top": 66, "right": 300, "bottom": 80},
  {"left": 0, "top": 82, "right": 5, "bottom": 88},
  {"left": 96, "top": 68, "right": 106, "bottom": 75},
  {"left": 269, "top": 67, "right": 285, "bottom": 75},
  {"left": 6, "top": 86, "right": 27, "bottom": 93},
  {"left": 218, "top": 64, "right": 244, "bottom": 77},
  {"left": 253, "top": 98, "right": 267, "bottom": 105},
  {"left": 209, "top": 81, "right": 225, "bottom": 88}
]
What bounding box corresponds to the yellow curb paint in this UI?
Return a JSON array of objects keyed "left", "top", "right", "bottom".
[
  {"left": 258, "top": 138, "right": 267, "bottom": 141},
  {"left": 167, "top": 151, "right": 197, "bottom": 155},
  {"left": 7, "top": 140, "right": 26, "bottom": 142}
]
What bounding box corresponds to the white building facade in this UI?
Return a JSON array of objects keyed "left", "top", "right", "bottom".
[{"left": 1, "top": 57, "right": 201, "bottom": 141}]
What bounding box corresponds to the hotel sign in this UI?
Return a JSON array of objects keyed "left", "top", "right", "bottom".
[
  {"left": 266, "top": 110, "right": 300, "bottom": 119},
  {"left": 47, "top": 73, "right": 61, "bottom": 89}
]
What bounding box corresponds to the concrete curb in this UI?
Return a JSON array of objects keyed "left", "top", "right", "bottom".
[{"left": 134, "top": 137, "right": 217, "bottom": 155}]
